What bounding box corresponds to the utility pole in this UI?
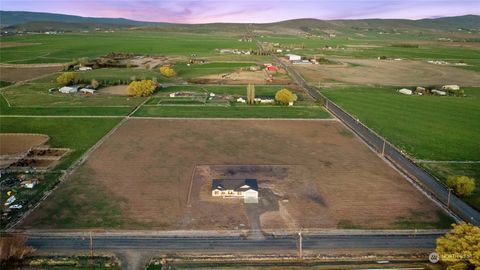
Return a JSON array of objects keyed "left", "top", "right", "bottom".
[
  {"left": 381, "top": 139, "right": 386, "bottom": 156},
  {"left": 298, "top": 229, "right": 303, "bottom": 259},
  {"left": 89, "top": 231, "right": 93, "bottom": 258},
  {"left": 447, "top": 189, "right": 451, "bottom": 208}
]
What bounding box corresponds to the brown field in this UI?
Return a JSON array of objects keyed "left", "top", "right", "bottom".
[
  {"left": 0, "top": 134, "right": 49, "bottom": 156},
  {"left": 100, "top": 85, "right": 129, "bottom": 95},
  {"left": 20, "top": 119, "right": 444, "bottom": 230},
  {"left": 0, "top": 42, "right": 40, "bottom": 48},
  {"left": 0, "top": 65, "right": 61, "bottom": 82},
  {"left": 296, "top": 58, "right": 480, "bottom": 86}
]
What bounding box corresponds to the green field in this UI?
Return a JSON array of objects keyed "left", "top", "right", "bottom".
[
  {"left": 175, "top": 62, "right": 257, "bottom": 80},
  {"left": 322, "top": 86, "right": 480, "bottom": 161},
  {"left": 134, "top": 105, "right": 329, "bottom": 118},
  {"left": 0, "top": 31, "right": 255, "bottom": 63},
  {"left": 0, "top": 117, "right": 121, "bottom": 170}
]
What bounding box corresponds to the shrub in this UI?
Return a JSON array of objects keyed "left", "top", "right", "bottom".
[
  {"left": 436, "top": 222, "right": 480, "bottom": 270},
  {"left": 159, "top": 66, "right": 177, "bottom": 77},
  {"left": 56, "top": 72, "right": 76, "bottom": 86},
  {"left": 127, "top": 79, "right": 156, "bottom": 97},
  {"left": 446, "top": 175, "right": 476, "bottom": 197},
  {"left": 91, "top": 79, "right": 100, "bottom": 89}
]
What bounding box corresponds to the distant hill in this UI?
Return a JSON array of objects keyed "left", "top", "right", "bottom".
[
  {"left": 0, "top": 11, "right": 168, "bottom": 31},
  {"left": 0, "top": 10, "right": 478, "bottom": 34}
]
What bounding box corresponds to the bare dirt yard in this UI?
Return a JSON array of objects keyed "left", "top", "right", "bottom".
[
  {"left": 0, "top": 134, "right": 49, "bottom": 156},
  {"left": 0, "top": 64, "right": 62, "bottom": 82},
  {"left": 296, "top": 58, "right": 480, "bottom": 86},
  {"left": 0, "top": 42, "right": 40, "bottom": 48},
  {"left": 20, "top": 119, "right": 444, "bottom": 230},
  {"left": 99, "top": 85, "right": 129, "bottom": 95}
]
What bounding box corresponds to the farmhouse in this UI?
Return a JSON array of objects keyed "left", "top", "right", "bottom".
[
  {"left": 398, "top": 88, "right": 413, "bottom": 95},
  {"left": 212, "top": 179, "right": 258, "bottom": 202},
  {"left": 58, "top": 85, "right": 80, "bottom": 94}
]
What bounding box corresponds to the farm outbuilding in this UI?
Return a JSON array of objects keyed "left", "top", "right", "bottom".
[
  {"left": 442, "top": 85, "right": 460, "bottom": 91},
  {"left": 398, "top": 88, "right": 413, "bottom": 95},
  {"left": 59, "top": 86, "right": 80, "bottom": 94},
  {"left": 286, "top": 54, "right": 301, "bottom": 61}
]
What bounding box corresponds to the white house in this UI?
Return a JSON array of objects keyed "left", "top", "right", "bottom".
[
  {"left": 59, "top": 86, "right": 80, "bottom": 94},
  {"left": 78, "top": 66, "right": 92, "bottom": 71},
  {"left": 286, "top": 54, "right": 301, "bottom": 61},
  {"left": 398, "top": 88, "right": 413, "bottom": 95},
  {"left": 212, "top": 179, "right": 258, "bottom": 203}
]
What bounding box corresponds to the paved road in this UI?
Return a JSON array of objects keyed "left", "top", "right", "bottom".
[
  {"left": 27, "top": 233, "right": 439, "bottom": 252},
  {"left": 272, "top": 54, "right": 480, "bottom": 226}
]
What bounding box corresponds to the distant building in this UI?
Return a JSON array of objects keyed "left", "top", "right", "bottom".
[
  {"left": 398, "top": 88, "right": 413, "bottom": 95},
  {"left": 78, "top": 66, "right": 92, "bottom": 71},
  {"left": 80, "top": 88, "right": 96, "bottom": 94},
  {"left": 286, "top": 54, "right": 301, "bottom": 61},
  {"left": 442, "top": 85, "right": 460, "bottom": 91},
  {"left": 212, "top": 179, "right": 258, "bottom": 202},
  {"left": 59, "top": 86, "right": 80, "bottom": 94}
]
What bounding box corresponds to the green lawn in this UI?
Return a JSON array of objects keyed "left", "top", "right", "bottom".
[
  {"left": 74, "top": 68, "right": 171, "bottom": 84},
  {"left": 0, "top": 31, "right": 255, "bottom": 63},
  {"left": 322, "top": 86, "right": 480, "bottom": 160},
  {"left": 134, "top": 105, "right": 330, "bottom": 118},
  {"left": 174, "top": 62, "right": 256, "bottom": 80},
  {"left": 0, "top": 117, "right": 121, "bottom": 170}
]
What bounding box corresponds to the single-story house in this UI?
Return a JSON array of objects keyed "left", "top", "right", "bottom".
[
  {"left": 286, "top": 54, "right": 301, "bottom": 61},
  {"left": 78, "top": 66, "right": 92, "bottom": 71},
  {"left": 59, "top": 85, "right": 80, "bottom": 94},
  {"left": 431, "top": 89, "right": 447, "bottom": 96},
  {"left": 212, "top": 179, "right": 258, "bottom": 202},
  {"left": 236, "top": 97, "right": 246, "bottom": 103}
]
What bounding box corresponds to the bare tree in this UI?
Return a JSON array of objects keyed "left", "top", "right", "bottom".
[{"left": 0, "top": 234, "right": 35, "bottom": 268}]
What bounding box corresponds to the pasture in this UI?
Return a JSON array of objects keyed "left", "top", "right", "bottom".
[
  {"left": 0, "top": 31, "right": 256, "bottom": 64},
  {"left": 322, "top": 87, "right": 480, "bottom": 161},
  {"left": 19, "top": 119, "right": 448, "bottom": 230}
]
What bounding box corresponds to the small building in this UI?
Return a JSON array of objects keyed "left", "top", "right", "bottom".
[
  {"left": 80, "top": 88, "right": 96, "bottom": 94},
  {"left": 265, "top": 65, "right": 279, "bottom": 72},
  {"left": 442, "top": 85, "right": 460, "bottom": 91},
  {"left": 398, "top": 88, "right": 413, "bottom": 95},
  {"left": 59, "top": 85, "right": 80, "bottom": 94},
  {"left": 236, "top": 97, "right": 246, "bottom": 103},
  {"left": 431, "top": 89, "right": 447, "bottom": 96},
  {"left": 21, "top": 179, "right": 38, "bottom": 189},
  {"left": 212, "top": 179, "right": 258, "bottom": 203},
  {"left": 78, "top": 66, "right": 92, "bottom": 71},
  {"left": 276, "top": 49, "right": 283, "bottom": 53},
  {"left": 286, "top": 54, "right": 301, "bottom": 61},
  {"left": 169, "top": 93, "right": 176, "bottom": 97}
]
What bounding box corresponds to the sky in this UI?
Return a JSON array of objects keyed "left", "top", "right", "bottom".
[{"left": 1, "top": 0, "right": 479, "bottom": 23}]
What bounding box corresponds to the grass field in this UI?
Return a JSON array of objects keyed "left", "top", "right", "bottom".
[
  {"left": 0, "top": 31, "right": 255, "bottom": 63},
  {"left": 0, "top": 117, "right": 121, "bottom": 170},
  {"left": 322, "top": 86, "right": 480, "bottom": 161}
]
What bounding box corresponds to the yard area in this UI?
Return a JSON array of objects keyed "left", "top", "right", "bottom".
[{"left": 20, "top": 119, "right": 449, "bottom": 230}]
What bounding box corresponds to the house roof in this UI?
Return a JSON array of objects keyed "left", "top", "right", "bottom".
[{"left": 212, "top": 179, "right": 258, "bottom": 192}]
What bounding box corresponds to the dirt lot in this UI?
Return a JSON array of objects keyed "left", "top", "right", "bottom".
[
  {"left": 296, "top": 58, "right": 480, "bottom": 86},
  {"left": 0, "top": 42, "right": 40, "bottom": 48},
  {"left": 21, "top": 119, "right": 443, "bottom": 230},
  {"left": 0, "top": 134, "right": 49, "bottom": 156},
  {"left": 197, "top": 69, "right": 292, "bottom": 85},
  {"left": 0, "top": 65, "right": 61, "bottom": 82},
  {"left": 100, "top": 85, "right": 129, "bottom": 95}
]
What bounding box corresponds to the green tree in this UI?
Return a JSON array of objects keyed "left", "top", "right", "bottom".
[
  {"left": 275, "top": 88, "right": 295, "bottom": 105},
  {"left": 246, "top": 83, "right": 255, "bottom": 105},
  {"left": 56, "top": 72, "right": 76, "bottom": 86},
  {"left": 436, "top": 222, "right": 480, "bottom": 270},
  {"left": 127, "top": 80, "right": 156, "bottom": 97},
  {"left": 447, "top": 176, "right": 476, "bottom": 197}
]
